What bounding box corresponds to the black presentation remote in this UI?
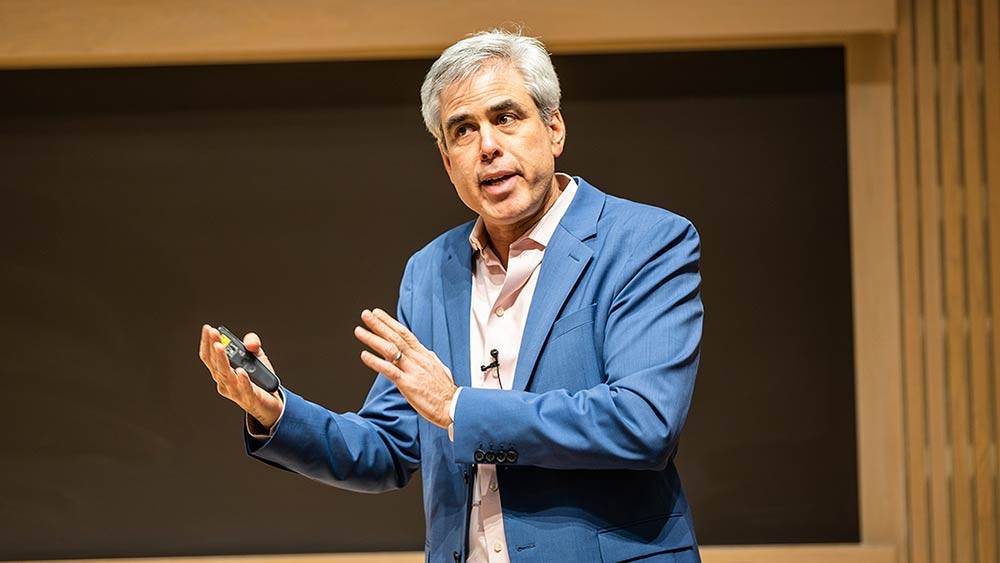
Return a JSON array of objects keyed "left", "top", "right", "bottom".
[{"left": 217, "top": 326, "right": 280, "bottom": 393}]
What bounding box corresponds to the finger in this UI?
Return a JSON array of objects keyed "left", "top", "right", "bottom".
[
  {"left": 211, "top": 341, "right": 238, "bottom": 384},
  {"left": 206, "top": 358, "right": 224, "bottom": 385},
  {"left": 360, "top": 350, "right": 405, "bottom": 382},
  {"left": 203, "top": 329, "right": 236, "bottom": 393},
  {"left": 232, "top": 367, "right": 268, "bottom": 412},
  {"left": 243, "top": 332, "right": 262, "bottom": 353},
  {"left": 373, "top": 308, "right": 426, "bottom": 353},
  {"left": 361, "top": 309, "right": 410, "bottom": 353},
  {"left": 206, "top": 326, "right": 226, "bottom": 368},
  {"left": 370, "top": 308, "right": 434, "bottom": 371},
  {"left": 200, "top": 324, "right": 220, "bottom": 367},
  {"left": 213, "top": 370, "right": 227, "bottom": 390},
  {"left": 214, "top": 370, "right": 232, "bottom": 396},
  {"left": 354, "top": 325, "right": 400, "bottom": 361},
  {"left": 199, "top": 324, "right": 211, "bottom": 364},
  {"left": 233, "top": 367, "right": 255, "bottom": 397},
  {"left": 242, "top": 332, "right": 276, "bottom": 372}
]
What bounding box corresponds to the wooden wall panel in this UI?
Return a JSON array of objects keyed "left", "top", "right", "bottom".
[
  {"left": 846, "top": 33, "right": 906, "bottom": 551},
  {"left": 985, "top": 0, "right": 1000, "bottom": 554},
  {"left": 895, "top": 0, "right": 1000, "bottom": 562},
  {"left": 0, "top": 0, "right": 896, "bottom": 69},
  {"left": 913, "top": 0, "right": 952, "bottom": 559},
  {"left": 959, "top": 0, "right": 998, "bottom": 560},
  {"left": 893, "top": 1, "right": 930, "bottom": 562},
  {"left": 936, "top": 0, "right": 975, "bottom": 561}
]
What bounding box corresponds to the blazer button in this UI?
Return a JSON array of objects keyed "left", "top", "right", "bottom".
[
  {"left": 452, "top": 550, "right": 460, "bottom": 562},
  {"left": 506, "top": 449, "right": 518, "bottom": 463},
  {"left": 484, "top": 450, "right": 496, "bottom": 463},
  {"left": 474, "top": 449, "right": 485, "bottom": 463},
  {"left": 495, "top": 451, "right": 507, "bottom": 463}
]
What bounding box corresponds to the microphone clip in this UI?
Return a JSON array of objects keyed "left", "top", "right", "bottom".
[{"left": 480, "top": 348, "right": 501, "bottom": 388}]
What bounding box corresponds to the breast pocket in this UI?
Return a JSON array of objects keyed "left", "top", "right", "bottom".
[
  {"left": 550, "top": 303, "right": 598, "bottom": 341},
  {"left": 534, "top": 303, "right": 601, "bottom": 392}
]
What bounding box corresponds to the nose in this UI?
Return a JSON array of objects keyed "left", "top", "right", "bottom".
[{"left": 479, "top": 125, "right": 502, "bottom": 162}]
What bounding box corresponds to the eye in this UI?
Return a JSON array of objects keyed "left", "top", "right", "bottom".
[{"left": 497, "top": 113, "right": 517, "bottom": 125}]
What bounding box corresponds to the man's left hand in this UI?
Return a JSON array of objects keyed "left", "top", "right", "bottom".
[{"left": 354, "top": 308, "right": 458, "bottom": 429}]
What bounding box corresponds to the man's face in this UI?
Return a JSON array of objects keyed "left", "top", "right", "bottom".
[{"left": 436, "top": 63, "right": 566, "bottom": 230}]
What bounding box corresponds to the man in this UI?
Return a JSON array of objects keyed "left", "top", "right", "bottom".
[{"left": 199, "top": 29, "right": 703, "bottom": 562}]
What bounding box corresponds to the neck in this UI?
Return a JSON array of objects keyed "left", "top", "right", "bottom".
[{"left": 483, "top": 174, "right": 566, "bottom": 268}]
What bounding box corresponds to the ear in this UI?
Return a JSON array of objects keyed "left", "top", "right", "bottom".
[
  {"left": 547, "top": 108, "right": 566, "bottom": 158},
  {"left": 437, "top": 139, "right": 452, "bottom": 176}
]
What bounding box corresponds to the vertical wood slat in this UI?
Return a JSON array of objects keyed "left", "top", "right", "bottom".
[
  {"left": 914, "top": 0, "right": 954, "bottom": 561},
  {"left": 898, "top": 1, "right": 1000, "bottom": 562},
  {"left": 896, "top": 2, "right": 932, "bottom": 562},
  {"left": 959, "top": 0, "right": 998, "bottom": 562},
  {"left": 962, "top": 0, "right": 999, "bottom": 557},
  {"left": 936, "top": 0, "right": 976, "bottom": 561},
  {"left": 984, "top": 0, "right": 1000, "bottom": 554}
]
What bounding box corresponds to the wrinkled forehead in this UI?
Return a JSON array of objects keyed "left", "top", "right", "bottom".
[{"left": 438, "top": 61, "right": 532, "bottom": 118}]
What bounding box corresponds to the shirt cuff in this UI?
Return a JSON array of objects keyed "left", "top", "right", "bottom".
[
  {"left": 447, "top": 387, "right": 462, "bottom": 442},
  {"left": 246, "top": 387, "right": 286, "bottom": 439}
]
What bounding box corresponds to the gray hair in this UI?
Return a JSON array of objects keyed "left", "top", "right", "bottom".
[{"left": 420, "top": 29, "right": 562, "bottom": 143}]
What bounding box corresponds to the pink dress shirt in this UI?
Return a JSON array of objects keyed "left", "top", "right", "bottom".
[
  {"left": 450, "top": 173, "right": 578, "bottom": 562},
  {"left": 249, "top": 174, "right": 579, "bottom": 562}
]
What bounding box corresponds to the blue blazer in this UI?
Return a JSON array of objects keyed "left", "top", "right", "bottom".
[{"left": 245, "top": 177, "right": 704, "bottom": 562}]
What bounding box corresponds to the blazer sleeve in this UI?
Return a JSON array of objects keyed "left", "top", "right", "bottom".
[
  {"left": 451, "top": 216, "right": 703, "bottom": 471},
  {"left": 242, "top": 256, "right": 422, "bottom": 493}
]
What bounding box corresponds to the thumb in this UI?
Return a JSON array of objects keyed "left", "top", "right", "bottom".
[
  {"left": 243, "top": 332, "right": 263, "bottom": 353},
  {"left": 243, "top": 331, "right": 276, "bottom": 373}
]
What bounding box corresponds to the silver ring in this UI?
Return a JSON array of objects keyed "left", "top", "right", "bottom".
[{"left": 391, "top": 350, "right": 403, "bottom": 364}]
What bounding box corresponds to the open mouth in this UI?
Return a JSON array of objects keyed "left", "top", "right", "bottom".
[{"left": 480, "top": 173, "right": 516, "bottom": 187}]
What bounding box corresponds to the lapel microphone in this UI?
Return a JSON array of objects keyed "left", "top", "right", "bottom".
[{"left": 480, "top": 348, "right": 501, "bottom": 389}]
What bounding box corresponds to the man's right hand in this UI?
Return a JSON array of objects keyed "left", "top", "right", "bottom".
[{"left": 199, "top": 324, "right": 284, "bottom": 430}]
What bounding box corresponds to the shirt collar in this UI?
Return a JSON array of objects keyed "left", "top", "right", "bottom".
[{"left": 468, "top": 173, "right": 578, "bottom": 256}]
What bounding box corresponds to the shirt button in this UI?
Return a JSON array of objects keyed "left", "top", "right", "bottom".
[
  {"left": 495, "top": 306, "right": 505, "bottom": 317},
  {"left": 493, "top": 542, "right": 503, "bottom": 553},
  {"left": 489, "top": 481, "right": 498, "bottom": 492}
]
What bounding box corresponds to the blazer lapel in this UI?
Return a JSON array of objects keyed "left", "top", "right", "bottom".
[
  {"left": 512, "top": 178, "right": 605, "bottom": 392},
  {"left": 511, "top": 231, "right": 593, "bottom": 391},
  {"left": 442, "top": 226, "right": 474, "bottom": 389}
]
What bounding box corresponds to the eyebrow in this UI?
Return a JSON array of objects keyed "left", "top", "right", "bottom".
[
  {"left": 444, "top": 112, "right": 472, "bottom": 135},
  {"left": 443, "top": 99, "right": 529, "bottom": 135},
  {"left": 489, "top": 99, "right": 527, "bottom": 115}
]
